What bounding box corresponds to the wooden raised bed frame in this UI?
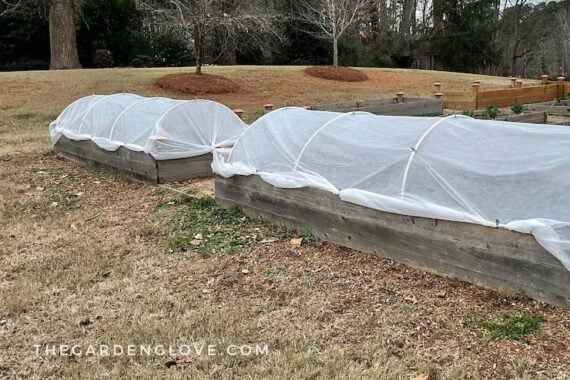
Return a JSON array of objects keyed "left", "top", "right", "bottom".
[
  {"left": 54, "top": 136, "right": 212, "bottom": 184},
  {"left": 312, "top": 97, "right": 444, "bottom": 116},
  {"left": 216, "top": 175, "right": 570, "bottom": 309},
  {"left": 528, "top": 101, "right": 570, "bottom": 116}
]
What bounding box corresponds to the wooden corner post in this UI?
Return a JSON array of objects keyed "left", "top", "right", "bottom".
[
  {"left": 558, "top": 77, "right": 566, "bottom": 98},
  {"left": 472, "top": 83, "right": 480, "bottom": 110},
  {"left": 433, "top": 82, "right": 442, "bottom": 93},
  {"left": 396, "top": 92, "right": 405, "bottom": 104}
]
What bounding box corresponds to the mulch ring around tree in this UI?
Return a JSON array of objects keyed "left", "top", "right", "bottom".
[
  {"left": 156, "top": 73, "right": 240, "bottom": 95},
  {"left": 305, "top": 66, "right": 368, "bottom": 82}
]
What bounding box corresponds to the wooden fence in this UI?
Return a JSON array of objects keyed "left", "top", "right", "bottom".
[{"left": 442, "top": 77, "right": 568, "bottom": 111}]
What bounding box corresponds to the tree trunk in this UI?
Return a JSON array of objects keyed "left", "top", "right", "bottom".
[
  {"left": 49, "top": 0, "right": 81, "bottom": 70},
  {"left": 194, "top": 25, "right": 204, "bottom": 74},
  {"left": 433, "top": 0, "right": 444, "bottom": 32},
  {"left": 333, "top": 37, "right": 339, "bottom": 67},
  {"left": 400, "top": 0, "right": 413, "bottom": 36}
]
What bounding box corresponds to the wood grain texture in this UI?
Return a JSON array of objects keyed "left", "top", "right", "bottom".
[
  {"left": 314, "top": 98, "right": 443, "bottom": 116},
  {"left": 444, "top": 85, "right": 560, "bottom": 110},
  {"left": 478, "top": 85, "right": 559, "bottom": 108},
  {"left": 528, "top": 103, "right": 570, "bottom": 116},
  {"left": 54, "top": 137, "right": 214, "bottom": 184},
  {"left": 443, "top": 91, "right": 476, "bottom": 110},
  {"left": 215, "top": 175, "right": 570, "bottom": 309},
  {"left": 504, "top": 111, "right": 548, "bottom": 124},
  {"left": 157, "top": 153, "right": 213, "bottom": 183},
  {"left": 54, "top": 136, "right": 158, "bottom": 183}
]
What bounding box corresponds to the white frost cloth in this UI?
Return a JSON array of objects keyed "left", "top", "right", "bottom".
[
  {"left": 214, "top": 108, "right": 570, "bottom": 270},
  {"left": 49, "top": 93, "right": 246, "bottom": 160}
]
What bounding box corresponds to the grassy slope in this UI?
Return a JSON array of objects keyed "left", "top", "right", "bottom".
[{"left": 0, "top": 67, "right": 567, "bottom": 379}]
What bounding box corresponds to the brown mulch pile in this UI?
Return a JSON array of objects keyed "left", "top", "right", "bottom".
[
  {"left": 156, "top": 73, "right": 240, "bottom": 95},
  {"left": 305, "top": 66, "right": 368, "bottom": 82}
]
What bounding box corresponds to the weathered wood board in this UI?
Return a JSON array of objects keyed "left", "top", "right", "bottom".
[
  {"left": 473, "top": 111, "right": 547, "bottom": 124},
  {"left": 528, "top": 102, "right": 570, "bottom": 116},
  {"left": 54, "top": 136, "right": 213, "bottom": 184},
  {"left": 157, "top": 153, "right": 213, "bottom": 183},
  {"left": 215, "top": 175, "right": 570, "bottom": 309},
  {"left": 504, "top": 111, "right": 548, "bottom": 124},
  {"left": 313, "top": 98, "right": 444, "bottom": 116}
]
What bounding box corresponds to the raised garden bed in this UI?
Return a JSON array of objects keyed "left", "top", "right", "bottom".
[
  {"left": 55, "top": 136, "right": 213, "bottom": 184},
  {"left": 49, "top": 94, "right": 245, "bottom": 184},
  {"left": 216, "top": 175, "right": 570, "bottom": 309},
  {"left": 527, "top": 99, "right": 570, "bottom": 116},
  {"left": 468, "top": 109, "right": 548, "bottom": 124},
  {"left": 311, "top": 97, "right": 443, "bottom": 116}
]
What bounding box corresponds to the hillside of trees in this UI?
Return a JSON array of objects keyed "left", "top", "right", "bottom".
[{"left": 1, "top": 0, "right": 569, "bottom": 78}]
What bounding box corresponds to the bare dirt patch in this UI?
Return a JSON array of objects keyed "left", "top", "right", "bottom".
[
  {"left": 156, "top": 72, "right": 240, "bottom": 95},
  {"left": 305, "top": 66, "right": 369, "bottom": 82}
]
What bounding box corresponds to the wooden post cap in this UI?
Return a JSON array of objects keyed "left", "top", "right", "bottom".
[
  {"left": 558, "top": 76, "right": 566, "bottom": 81},
  {"left": 472, "top": 80, "right": 481, "bottom": 84},
  {"left": 303, "top": 106, "right": 312, "bottom": 110},
  {"left": 263, "top": 104, "right": 274, "bottom": 112},
  {"left": 233, "top": 109, "right": 244, "bottom": 115},
  {"left": 396, "top": 92, "right": 405, "bottom": 103},
  {"left": 541, "top": 75, "right": 549, "bottom": 85},
  {"left": 434, "top": 92, "right": 443, "bottom": 99},
  {"left": 472, "top": 83, "right": 480, "bottom": 91}
]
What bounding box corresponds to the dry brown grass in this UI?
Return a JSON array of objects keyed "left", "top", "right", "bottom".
[{"left": 0, "top": 66, "right": 568, "bottom": 379}]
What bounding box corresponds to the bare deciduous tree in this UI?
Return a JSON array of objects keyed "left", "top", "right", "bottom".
[
  {"left": 140, "top": 0, "right": 281, "bottom": 74},
  {"left": 297, "top": 0, "right": 372, "bottom": 66},
  {"left": 0, "top": 0, "right": 21, "bottom": 16}
]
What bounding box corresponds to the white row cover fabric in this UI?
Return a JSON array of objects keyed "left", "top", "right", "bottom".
[
  {"left": 213, "top": 107, "right": 570, "bottom": 270},
  {"left": 49, "top": 93, "right": 246, "bottom": 160}
]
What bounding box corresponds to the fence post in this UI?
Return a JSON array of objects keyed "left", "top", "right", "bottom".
[
  {"left": 472, "top": 83, "right": 480, "bottom": 110},
  {"left": 264, "top": 104, "right": 274, "bottom": 113},
  {"left": 541, "top": 75, "right": 549, "bottom": 85},
  {"left": 510, "top": 77, "right": 517, "bottom": 88},
  {"left": 558, "top": 77, "right": 566, "bottom": 98},
  {"left": 233, "top": 109, "right": 244, "bottom": 119},
  {"left": 434, "top": 92, "right": 443, "bottom": 100},
  {"left": 516, "top": 79, "right": 523, "bottom": 89},
  {"left": 396, "top": 92, "right": 405, "bottom": 103},
  {"left": 433, "top": 82, "right": 442, "bottom": 93}
]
